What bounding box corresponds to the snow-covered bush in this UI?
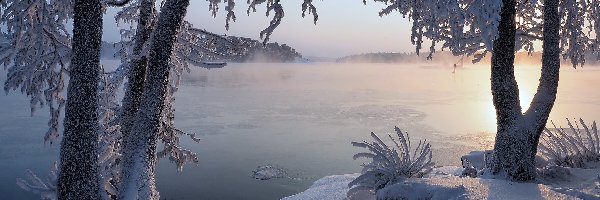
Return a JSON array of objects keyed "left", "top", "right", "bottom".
[
  {"left": 347, "top": 126, "right": 434, "bottom": 198},
  {"left": 538, "top": 118, "right": 600, "bottom": 168}
]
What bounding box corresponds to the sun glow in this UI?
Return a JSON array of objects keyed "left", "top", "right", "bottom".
[
  {"left": 519, "top": 89, "right": 533, "bottom": 111},
  {"left": 515, "top": 65, "right": 539, "bottom": 112},
  {"left": 481, "top": 65, "right": 540, "bottom": 133},
  {"left": 483, "top": 101, "right": 498, "bottom": 132}
]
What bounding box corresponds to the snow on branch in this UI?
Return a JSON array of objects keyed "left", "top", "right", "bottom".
[
  {"left": 259, "top": 1, "right": 284, "bottom": 45},
  {"left": 103, "top": 0, "right": 132, "bottom": 7},
  {"left": 348, "top": 126, "right": 434, "bottom": 198},
  {"left": 0, "top": 0, "right": 72, "bottom": 144},
  {"left": 97, "top": 66, "right": 126, "bottom": 199},
  {"left": 366, "top": 0, "right": 501, "bottom": 61},
  {"left": 208, "top": 0, "right": 318, "bottom": 44},
  {"left": 176, "top": 22, "right": 250, "bottom": 65},
  {"left": 16, "top": 162, "right": 58, "bottom": 200},
  {"left": 301, "top": 0, "right": 318, "bottom": 24},
  {"left": 519, "top": 0, "right": 599, "bottom": 67},
  {"left": 515, "top": 0, "right": 543, "bottom": 54},
  {"left": 225, "top": 0, "right": 236, "bottom": 30},
  {"left": 538, "top": 118, "right": 600, "bottom": 168}
]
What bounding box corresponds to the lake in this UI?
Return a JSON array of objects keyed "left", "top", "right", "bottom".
[{"left": 1, "top": 62, "right": 599, "bottom": 199}]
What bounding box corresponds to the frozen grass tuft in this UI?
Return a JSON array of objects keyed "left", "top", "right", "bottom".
[
  {"left": 538, "top": 118, "right": 600, "bottom": 168},
  {"left": 16, "top": 162, "right": 58, "bottom": 200},
  {"left": 347, "top": 126, "right": 434, "bottom": 199}
]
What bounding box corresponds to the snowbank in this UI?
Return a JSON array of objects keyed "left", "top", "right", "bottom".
[
  {"left": 282, "top": 174, "right": 372, "bottom": 200},
  {"left": 283, "top": 167, "right": 600, "bottom": 200},
  {"left": 382, "top": 176, "right": 575, "bottom": 200}
]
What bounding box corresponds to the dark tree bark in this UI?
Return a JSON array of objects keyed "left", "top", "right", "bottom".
[
  {"left": 491, "top": 0, "right": 561, "bottom": 181},
  {"left": 57, "top": 0, "right": 103, "bottom": 199},
  {"left": 119, "top": 0, "right": 154, "bottom": 164},
  {"left": 526, "top": 0, "right": 560, "bottom": 155},
  {"left": 490, "top": 0, "right": 521, "bottom": 140},
  {"left": 118, "top": 0, "right": 190, "bottom": 198},
  {"left": 490, "top": 0, "right": 523, "bottom": 179}
]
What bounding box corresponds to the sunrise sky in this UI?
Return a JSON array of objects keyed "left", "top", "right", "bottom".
[{"left": 103, "top": 0, "right": 415, "bottom": 58}]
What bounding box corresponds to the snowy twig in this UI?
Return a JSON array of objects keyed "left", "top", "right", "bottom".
[{"left": 16, "top": 162, "right": 58, "bottom": 200}]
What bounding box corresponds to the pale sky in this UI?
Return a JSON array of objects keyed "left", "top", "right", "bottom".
[{"left": 103, "top": 0, "right": 415, "bottom": 58}]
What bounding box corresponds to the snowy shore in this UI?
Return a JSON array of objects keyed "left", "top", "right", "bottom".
[{"left": 282, "top": 166, "right": 600, "bottom": 200}]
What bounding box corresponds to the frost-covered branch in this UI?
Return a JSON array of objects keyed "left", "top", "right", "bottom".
[
  {"left": 259, "top": 1, "right": 284, "bottom": 45},
  {"left": 207, "top": 0, "right": 318, "bottom": 44},
  {"left": 97, "top": 66, "right": 126, "bottom": 199},
  {"left": 367, "top": 0, "right": 600, "bottom": 65},
  {"left": 517, "top": 31, "right": 543, "bottom": 41},
  {"left": 302, "top": 0, "right": 318, "bottom": 24},
  {"left": 103, "top": 0, "right": 132, "bottom": 6},
  {"left": 367, "top": 0, "right": 501, "bottom": 61},
  {"left": 16, "top": 162, "right": 58, "bottom": 200},
  {"left": 0, "top": 0, "right": 72, "bottom": 144},
  {"left": 108, "top": 0, "right": 252, "bottom": 179}
]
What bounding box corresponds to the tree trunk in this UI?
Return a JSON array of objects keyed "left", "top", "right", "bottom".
[
  {"left": 526, "top": 0, "right": 560, "bottom": 162},
  {"left": 490, "top": 0, "right": 523, "bottom": 178},
  {"left": 120, "top": 0, "right": 154, "bottom": 143},
  {"left": 119, "top": 0, "right": 154, "bottom": 174},
  {"left": 490, "top": 0, "right": 561, "bottom": 181},
  {"left": 57, "top": 0, "right": 103, "bottom": 199},
  {"left": 118, "top": 0, "right": 190, "bottom": 199},
  {"left": 118, "top": 0, "right": 154, "bottom": 195}
]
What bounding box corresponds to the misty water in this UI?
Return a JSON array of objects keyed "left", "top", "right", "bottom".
[{"left": 2, "top": 62, "right": 600, "bottom": 199}]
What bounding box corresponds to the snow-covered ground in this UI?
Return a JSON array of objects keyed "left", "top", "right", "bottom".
[{"left": 283, "top": 166, "right": 600, "bottom": 200}]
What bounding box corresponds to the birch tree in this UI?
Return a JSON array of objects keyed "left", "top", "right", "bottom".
[{"left": 368, "top": 0, "right": 599, "bottom": 181}]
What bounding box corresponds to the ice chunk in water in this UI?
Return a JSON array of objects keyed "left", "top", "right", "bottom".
[{"left": 251, "top": 165, "right": 287, "bottom": 180}]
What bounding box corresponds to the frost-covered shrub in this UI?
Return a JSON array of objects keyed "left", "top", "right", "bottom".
[
  {"left": 348, "top": 127, "right": 434, "bottom": 198},
  {"left": 538, "top": 118, "right": 600, "bottom": 168}
]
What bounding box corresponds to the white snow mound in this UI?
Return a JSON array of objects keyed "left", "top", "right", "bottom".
[
  {"left": 282, "top": 173, "right": 373, "bottom": 200},
  {"left": 283, "top": 170, "right": 590, "bottom": 200}
]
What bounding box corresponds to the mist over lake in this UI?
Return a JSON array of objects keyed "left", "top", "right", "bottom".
[{"left": 2, "top": 62, "right": 599, "bottom": 199}]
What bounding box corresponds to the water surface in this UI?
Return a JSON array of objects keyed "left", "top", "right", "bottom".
[{"left": 1, "top": 62, "right": 599, "bottom": 199}]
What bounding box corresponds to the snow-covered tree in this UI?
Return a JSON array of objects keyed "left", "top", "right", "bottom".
[
  {"left": 0, "top": 0, "right": 101, "bottom": 198},
  {"left": 2, "top": 0, "right": 315, "bottom": 198},
  {"left": 489, "top": 0, "right": 560, "bottom": 181},
  {"left": 114, "top": 0, "right": 318, "bottom": 198},
  {"left": 367, "top": 0, "right": 600, "bottom": 181},
  {"left": 56, "top": 0, "right": 104, "bottom": 198},
  {"left": 117, "top": 1, "right": 192, "bottom": 199}
]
